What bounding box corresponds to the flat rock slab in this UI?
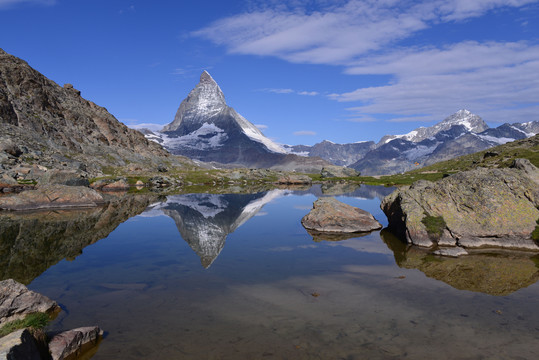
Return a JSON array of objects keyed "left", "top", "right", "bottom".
[
  {"left": 0, "top": 185, "right": 104, "bottom": 211},
  {"left": 0, "top": 329, "right": 41, "bottom": 360},
  {"left": 302, "top": 197, "right": 382, "bottom": 233},
  {"left": 0, "top": 279, "right": 58, "bottom": 326},
  {"left": 276, "top": 175, "right": 312, "bottom": 185},
  {"left": 48, "top": 326, "right": 103, "bottom": 360}
]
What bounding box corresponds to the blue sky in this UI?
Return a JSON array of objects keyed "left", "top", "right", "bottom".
[{"left": 1, "top": 0, "right": 538, "bottom": 145}]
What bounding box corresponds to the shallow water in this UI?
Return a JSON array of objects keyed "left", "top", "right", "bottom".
[{"left": 3, "top": 185, "right": 539, "bottom": 359}]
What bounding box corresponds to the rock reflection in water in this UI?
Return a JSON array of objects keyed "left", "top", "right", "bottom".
[
  {"left": 294, "top": 183, "right": 395, "bottom": 200},
  {"left": 147, "top": 190, "right": 286, "bottom": 268},
  {"left": 380, "top": 229, "right": 539, "bottom": 295},
  {"left": 0, "top": 195, "right": 156, "bottom": 284}
]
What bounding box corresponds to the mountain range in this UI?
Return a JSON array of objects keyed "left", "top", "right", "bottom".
[
  {"left": 286, "top": 110, "right": 539, "bottom": 175},
  {"left": 144, "top": 71, "right": 538, "bottom": 175}
]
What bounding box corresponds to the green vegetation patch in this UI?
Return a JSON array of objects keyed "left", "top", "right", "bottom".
[
  {"left": 0, "top": 312, "right": 50, "bottom": 337},
  {"left": 422, "top": 213, "right": 447, "bottom": 239},
  {"left": 532, "top": 218, "right": 539, "bottom": 242}
]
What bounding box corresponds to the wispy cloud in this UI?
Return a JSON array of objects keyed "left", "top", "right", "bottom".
[
  {"left": 0, "top": 0, "right": 55, "bottom": 9},
  {"left": 259, "top": 88, "right": 319, "bottom": 96},
  {"left": 194, "top": 0, "right": 536, "bottom": 66},
  {"left": 255, "top": 124, "right": 268, "bottom": 130},
  {"left": 294, "top": 130, "right": 317, "bottom": 136},
  {"left": 333, "top": 41, "right": 539, "bottom": 123},
  {"left": 194, "top": 0, "right": 539, "bottom": 123}
]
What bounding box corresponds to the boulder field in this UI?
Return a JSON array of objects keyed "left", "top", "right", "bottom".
[{"left": 381, "top": 159, "right": 539, "bottom": 251}]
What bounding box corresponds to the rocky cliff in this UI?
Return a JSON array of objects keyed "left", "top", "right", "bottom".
[{"left": 0, "top": 48, "right": 190, "bottom": 180}]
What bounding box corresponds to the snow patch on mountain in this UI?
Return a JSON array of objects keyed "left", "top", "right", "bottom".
[
  {"left": 159, "top": 123, "right": 228, "bottom": 150},
  {"left": 403, "top": 143, "right": 440, "bottom": 160},
  {"left": 476, "top": 134, "right": 516, "bottom": 145},
  {"left": 234, "top": 112, "right": 287, "bottom": 154}
]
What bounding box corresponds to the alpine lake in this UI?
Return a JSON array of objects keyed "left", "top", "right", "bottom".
[{"left": 2, "top": 184, "right": 539, "bottom": 359}]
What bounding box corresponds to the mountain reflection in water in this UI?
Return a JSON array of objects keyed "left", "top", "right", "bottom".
[
  {"left": 0, "top": 195, "right": 156, "bottom": 284},
  {"left": 146, "top": 190, "right": 287, "bottom": 268}
]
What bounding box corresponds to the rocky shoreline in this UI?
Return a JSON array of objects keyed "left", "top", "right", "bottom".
[{"left": 0, "top": 280, "right": 102, "bottom": 360}]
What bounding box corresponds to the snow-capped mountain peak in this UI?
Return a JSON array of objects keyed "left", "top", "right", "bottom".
[
  {"left": 148, "top": 71, "right": 288, "bottom": 163},
  {"left": 440, "top": 109, "right": 488, "bottom": 133},
  {"left": 379, "top": 109, "right": 488, "bottom": 145},
  {"left": 162, "top": 70, "right": 226, "bottom": 133}
]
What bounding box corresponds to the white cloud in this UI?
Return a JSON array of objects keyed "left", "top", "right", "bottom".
[
  {"left": 193, "top": 0, "right": 536, "bottom": 66},
  {"left": 294, "top": 130, "right": 317, "bottom": 136},
  {"left": 297, "top": 91, "right": 319, "bottom": 96},
  {"left": 194, "top": 0, "right": 539, "bottom": 123},
  {"left": 0, "top": 0, "right": 54, "bottom": 8},
  {"left": 332, "top": 41, "right": 539, "bottom": 123},
  {"left": 255, "top": 124, "right": 268, "bottom": 130},
  {"left": 259, "top": 88, "right": 319, "bottom": 96},
  {"left": 264, "top": 88, "right": 294, "bottom": 94}
]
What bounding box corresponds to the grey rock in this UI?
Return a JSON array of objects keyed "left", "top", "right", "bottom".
[
  {"left": 0, "top": 329, "right": 41, "bottom": 360},
  {"left": 36, "top": 169, "right": 89, "bottom": 187},
  {"left": 275, "top": 174, "right": 312, "bottom": 185},
  {"left": 511, "top": 158, "right": 539, "bottom": 184},
  {"left": 381, "top": 166, "right": 539, "bottom": 250},
  {"left": 302, "top": 197, "right": 382, "bottom": 233},
  {"left": 320, "top": 165, "right": 359, "bottom": 178},
  {"left": 48, "top": 326, "right": 102, "bottom": 360},
  {"left": 0, "top": 279, "right": 58, "bottom": 326}
]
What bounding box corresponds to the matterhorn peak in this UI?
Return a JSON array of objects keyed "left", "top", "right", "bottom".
[
  {"left": 200, "top": 70, "right": 216, "bottom": 84},
  {"left": 162, "top": 70, "right": 226, "bottom": 133}
]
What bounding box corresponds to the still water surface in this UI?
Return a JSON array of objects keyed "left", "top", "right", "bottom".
[{"left": 4, "top": 185, "right": 539, "bottom": 359}]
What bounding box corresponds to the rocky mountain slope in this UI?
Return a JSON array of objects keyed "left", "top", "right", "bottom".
[
  {"left": 144, "top": 71, "right": 330, "bottom": 173},
  {"left": 0, "top": 48, "right": 192, "bottom": 182},
  {"left": 284, "top": 140, "right": 375, "bottom": 166}
]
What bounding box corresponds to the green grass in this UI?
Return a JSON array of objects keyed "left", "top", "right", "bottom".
[
  {"left": 422, "top": 214, "right": 447, "bottom": 239},
  {"left": 0, "top": 312, "right": 50, "bottom": 337}
]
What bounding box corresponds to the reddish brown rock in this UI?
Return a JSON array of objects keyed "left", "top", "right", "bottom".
[{"left": 48, "top": 326, "right": 103, "bottom": 360}]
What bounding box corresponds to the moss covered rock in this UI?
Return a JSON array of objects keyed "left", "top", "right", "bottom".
[{"left": 381, "top": 164, "right": 539, "bottom": 250}]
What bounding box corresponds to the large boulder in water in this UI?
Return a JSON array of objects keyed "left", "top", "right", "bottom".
[
  {"left": 302, "top": 197, "right": 382, "bottom": 233},
  {"left": 381, "top": 160, "right": 539, "bottom": 250}
]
